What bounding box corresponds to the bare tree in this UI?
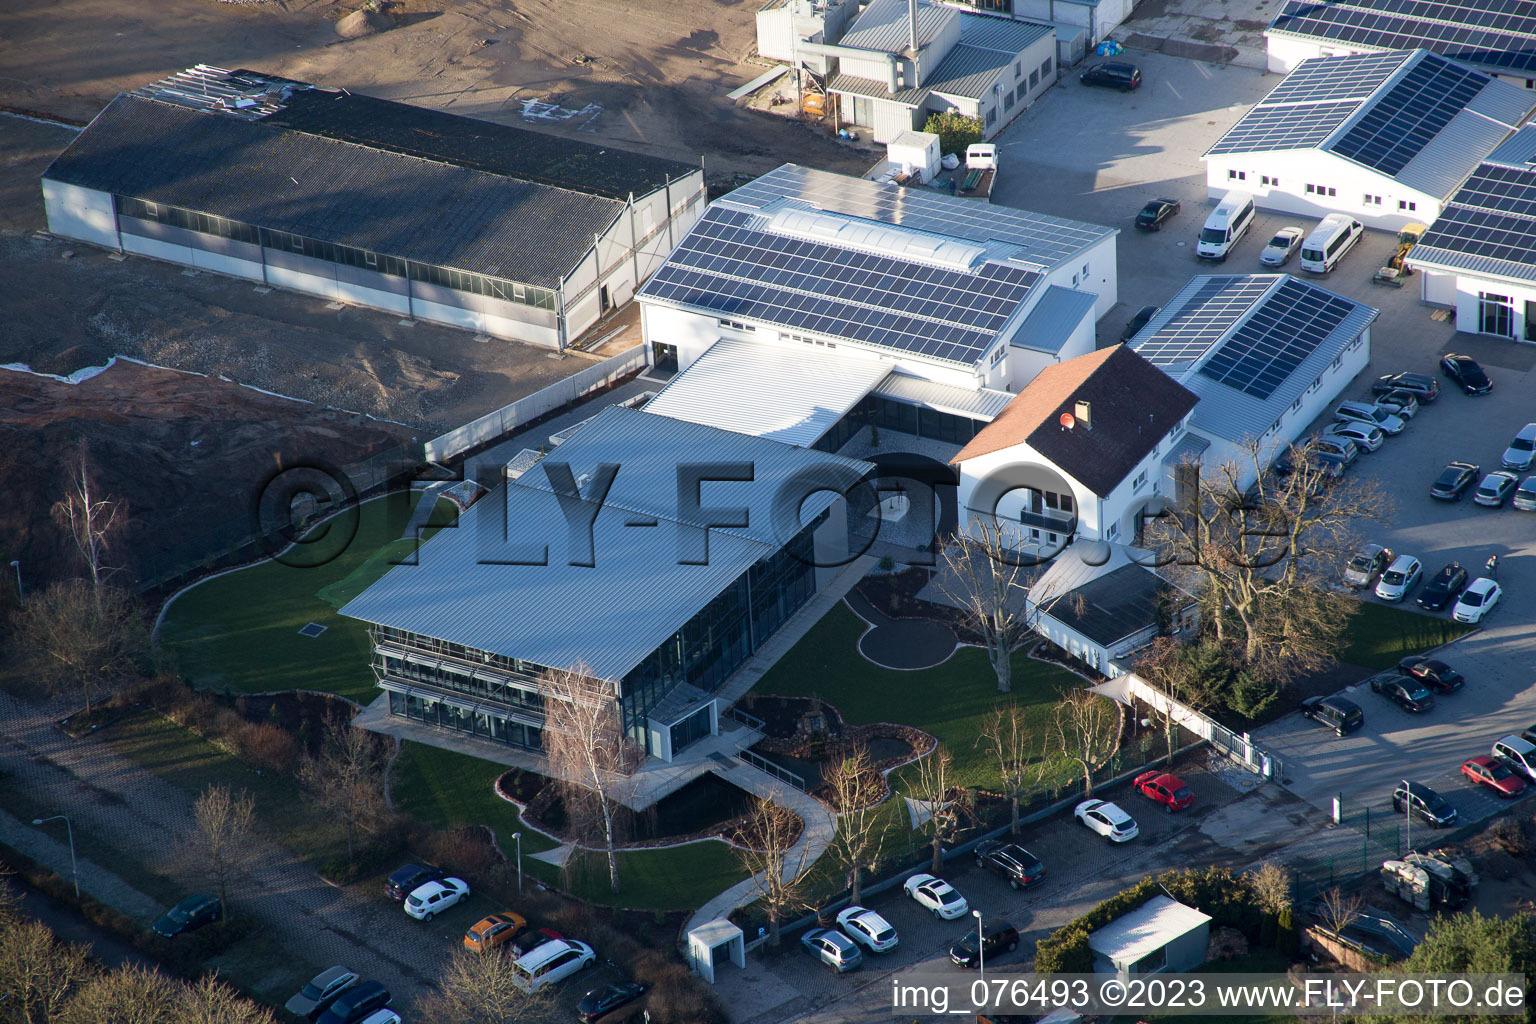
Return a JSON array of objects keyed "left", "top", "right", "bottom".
[
  {"left": 1053, "top": 689, "right": 1118, "bottom": 798},
  {"left": 185, "top": 785, "right": 257, "bottom": 917},
  {"left": 176, "top": 973, "right": 281, "bottom": 1024},
  {"left": 298, "top": 722, "right": 388, "bottom": 863},
  {"left": 823, "top": 744, "right": 887, "bottom": 905},
  {"left": 0, "top": 918, "right": 94, "bottom": 1024},
  {"left": 1316, "top": 886, "right": 1364, "bottom": 937},
  {"left": 732, "top": 798, "right": 813, "bottom": 948},
  {"left": 51, "top": 441, "right": 127, "bottom": 604},
  {"left": 1144, "top": 440, "right": 1391, "bottom": 686},
  {"left": 978, "top": 701, "right": 1053, "bottom": 836},
  {"left": 539, "top": 664, "right": 635, "bottom": 896},
  {"left": 10, "top": 580, "right": 146, "bottom": 716},
  {"left": 1135, "top": 636, "right": 1217, "bottom": 766},
  {"left": 939, "top": 520, "right": 1030, "bottom": 693},
  {"left": 55, "top": 964, "right": 180, "bottom": 1024},
  {"left": 1250, "top": 861, "right": 1293, "bottom": 917},
  {"left": 903, "top": 745, "right": 967, "bottom": 874},
  {"left": 416, "top": 948, "right": 554, "bottom": 1024}
]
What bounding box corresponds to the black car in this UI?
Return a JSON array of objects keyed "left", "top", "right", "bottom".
[
  {"left": 1440, "top": 353, "right": 1492, "bottom": 395},
  {"left": 1392, "top": 782, "right": 1458, "bottom": 828},
  {"left": 151, "top": 893, "right": 222, "bottom": 938},
  {"left": 1080, "top": 62, "right": 1142, "bottom": 90},
  {"left": 1371, "top": 372, "right": 1439, "bottom": 402},
  {"left": 1398, "top": 656, "right": 1465, "bottom": 693},
  {"left": 1429, "top": 461, "right": 1479, "bottom": 501},
  {"left": 1370, "top": 675, "right": 1436, "bottom": 713},
  {"left": 1300, "top": 695, "right": 1364, "bottom": 735},
  {"left": 384, "top": 862, "right": 445, "bottom": 901},
  {"left": 1135, "top": 198, "right": 1180, "bottom": 231},
  {"left": 1415, "top": 564, "right": 1469, "bottom": 612},
  {"left": 974, "top": 840, "right": 1047, "bottom": 889},
  {"left": 577, "top": 981, "right": 648, "bottom": 1023},
  {"left": 1121, "top": 304, "right": 1161, "bottom": 341},
  {"left": 949, "top": 920, "right": 1020, "bottom": 968},
  {"left": 315, "top": 980, "right": 390, "bottom": 1024}
]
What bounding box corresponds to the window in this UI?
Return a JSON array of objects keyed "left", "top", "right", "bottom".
[
  {"left": 1014, "top": 62, "right": 1022, "bottom": 76},
  {"left": 1363, "top": 194, "right": 1381, "bottom": 205},
  {"left": 1291, "top": 398, "right": 1301, "bottom": 412},
  {"left": 985, "top": 108, "right": 996, "bottom": 126},
  {"left": 1029, "top": 69, "right": 1039, "bottom": 89},
  {"left": 1304, "top": 183, "right": 1336, "bottom": 196},
  {"left": 1072, "top": 273, "right": 1079, "bottom": 286},
  {"left": 1082, "top": 263, "right": 1089, "bottom": 278},
  {"left": 1328, "top": 187, "right": 1337, "bottom": 197},
  {"left": 1398, "top": 200, "right": 1417, "bottom": 211},
  {"left": 1332, "top": 354, "right": 1342, "bottom": 369},
  {"left": 1262, "top": 175, "right": 1278, "bottom": 186},
  {"left": 1133, "top": 470, "right": 1147, "bottom": 492},
  {"left": 1107, "top": 522, "right": 1120, "bottom": 539},
  {"left": 1228, "top": 169, "right": 1246, "bottom": 180},
  {"left": 1041, "top": 58, "right": 1052, "bottom": 77}
]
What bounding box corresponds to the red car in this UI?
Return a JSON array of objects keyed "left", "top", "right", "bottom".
[
  {"left": 1461, "top": 756, "right": 1527, "bottom": 798},
  {"left": 1133, "top": 771, "right": 1193, "bottom": 811}
]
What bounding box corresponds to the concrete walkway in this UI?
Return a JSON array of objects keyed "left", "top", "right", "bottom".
[{"left": 0, "top": 805, "right": 163, "bottom": 921}]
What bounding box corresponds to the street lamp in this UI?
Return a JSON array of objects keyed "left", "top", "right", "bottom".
[
  {"left": 511, "top": 832, "right": 523, "bottom": 892},
  {"left": 972, "top": 909, "right": 984, "bottom": 979},
  {"left": 1402, "top": 778, "right": 1411, "bottom": 854},
  {"left": 8, "top": 561, "right": 19, "bottom": 604},
  {"left": 32, "top": 816, "right": 78, "bottom": 898}
]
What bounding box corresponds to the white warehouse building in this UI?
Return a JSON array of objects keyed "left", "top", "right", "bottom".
[
  {"left": 1203, "top": 49, "right": 1535, "bottom": 232},
  {"left": 42, "top": 65, "right": 705, "bottom": 349}
]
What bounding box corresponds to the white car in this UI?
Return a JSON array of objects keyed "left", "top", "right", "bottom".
[
  {"left": 1324, "top": 421, "right": 1384, "bottom": 452},
  {"left": 1074, "top": 799, "right": 1139, "bottom": 842},
  {"left": 1453, "top": 577, "right": 1501, "bottom": 624},
  {"left": 404, "top": 877, "right": 469, "bottom": 921},
  {"left": 835, "top": 906, "right": 899, "bottom": 952},
  {"left": 1335, "top": 400, "right": 1405, "bottom": 436},
  {"left": 1375, "top": 390, "right": 1419, "bottom": 419},
  {"left": 1375, "top": 555, "right": 1422, "bottom": 602},
  {"left": 903, "top": 873, "right": 968, "bottom": 919},
  {"left": 357, "top": 1012, "right": 402, "bottom": 1024},
  {"left": 1502, "top": 423, "right": 1536, "bottom": 471},
  {"left": 510, "top": 938, "right": 596, "bottom": 992},
  {"left": 1259, "top": 226, "right": 1304, "bottom": 266}
]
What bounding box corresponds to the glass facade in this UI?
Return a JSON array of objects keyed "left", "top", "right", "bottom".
[
  {"left": 811, "top": 395, "right": 988, "bottom": 454},
  {"left": 386, "top": 689, "right": 544, "bottom": 750}
]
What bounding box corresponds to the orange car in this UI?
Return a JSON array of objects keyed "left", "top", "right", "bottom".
[{"left": 463, "top": 912, "right": 527, "bottom": 953}]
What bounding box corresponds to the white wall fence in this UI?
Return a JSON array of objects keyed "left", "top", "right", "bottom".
[
  {"left": 423, "top": 347, "right": 648, "bottom": 463},
  {"left": 1093, "top": 672, "right": 1282, "bottom": 779}
]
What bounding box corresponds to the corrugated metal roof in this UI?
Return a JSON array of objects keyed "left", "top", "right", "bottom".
[
  {"left": 840, "top": 0, "right": 956, "bottom": 53},
  {"left": 873, "top": 373, "right": 1014, "bottom": 419},
  {"left": 925, "top": 43, "right": 1015, "bottom": 101},
  {"left": 832, "top": 13, "right": 1052, "bottom": 103},
  {"left": 960, "top": 15, "right": 1054, "bottom": 53},
  {"left": 1393, "top": 108, "right": 1521, "bottom": 197},
  {"left": 1407, "top": 124, "right": 1536, "bottom": 284},
  {"left": 1012, "top": 285, "right": 1098, "bottom": 354},
  {"left": 642, "top": 338, "right": 893, "bottom": 447},
  {"left": 1489, "top": 125, "right": 1536, "bottom": 168},
  {"left": 1409, "top": 242, "right": 1536, "bottom": 283},
  {"left": 1089, "top": 896, "right": 1211, "bottom": 964},
  {"left": 1161, "top": 431, "right": 1211, "bottom": 467}
]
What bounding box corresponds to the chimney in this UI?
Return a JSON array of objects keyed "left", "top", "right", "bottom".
[
  {"left": 1074, "top": 400, "right": 1092, "bottom": 430},
  {"left": 908, "top": 0, "right": 919, "bottom": 55}
]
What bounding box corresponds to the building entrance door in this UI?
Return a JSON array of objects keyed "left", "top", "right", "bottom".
[
  {"left": 652, "top": 343, "right": 678, "bottom": 373},
  {"left": 1479, "top": 292, "right": 1512, "bottom": 337}
]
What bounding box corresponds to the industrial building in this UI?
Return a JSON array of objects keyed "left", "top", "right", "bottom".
[
  {"left": 1204, "top": 49, "right": 1535, "bottom": 230},
  {"left": 42, "top": 65, "right": 706, "bottom": 349}
]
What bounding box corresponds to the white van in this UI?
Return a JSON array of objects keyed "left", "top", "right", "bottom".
[
  {"left": 1196, "top": 190, "right": 1256, "bottom": 261},
  {"left": 1299, "top": 214, "right": 1364, "bottom": 273}
]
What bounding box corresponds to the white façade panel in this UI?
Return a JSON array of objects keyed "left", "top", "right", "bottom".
[
  {"left": 335, "top": 278, "right": 410, "bottom": 315},
  {"left": 42, "top": 180, "right": 118, "bottom": 249},
  {"left": 264, "top": 264, "right": 340, "bottom": 301},
  {"left": 121, "top": 232, "right": 194, "bottom": 266},
  {"left": 190, "top": 247, "right": 264, "bottom": 282}
]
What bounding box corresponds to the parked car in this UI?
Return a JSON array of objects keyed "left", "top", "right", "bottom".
[
  {"left": 1415, "top": 564, "right": 1469, "bottom": 612},
  {"left": 1336, "top": 400, "right": 1405, "bottom": 436},
  {"left": 801, "top": 928, "right": 862, "bottom": 973},
  {"left": 151, "top": 893, "right": 221, "bottom": 939},
  {"left": 314, "top": 981, "right": 390, "bottom": 1024},
  {"left": 355, "top": 1011, "right": 400, "bottom": 1024},
  {"left": 1430, "top": 462, "right": 1479, "bottom": 501},
  {"left": 1461, "top": 756, "right": 1527, "bottom": 798},
  {"left": 510, "top": 938, "right": 597, "bottom": 991},
  {"left": 1397, "top": 656, "right": 1465, "bottom": 693},
  {"left": 1300, "top": 695, "right": 1364, "bottom": 735},
  {"left": 1325, "top": 421, "right": 1385, "bottom": 452},
  {"left": 285, "top": 967, "right": 360, "bottom": 1021},
  {"left": 1313, "top": 435, "right": 1360, "bottom": 464},
  {"left": 1259, "top": 226, "right": 1305, "bottom": 266},
  {"left": 1521, "top": 723, "right": 1536, "bottom": 747},
  {"left": 1074, "top": 799, "right": 1138, "bottom": 842},
  {"left": 1344, "top": 544, "right": 1393, "bottom": 589},
  {"left": 464, "top": 911, "right": 527, "bottom": 952},
  {"left": 1371, "top": 372, "right": 1439, "bottom": 402},
  {"left": 1080, "top": 62, "right": 1142, "bottom": 90},
  {"left": 1440, "top": 353, "right": 1492, "bottom": 395},
  {"left": 1121, "top": 304, "right": 1161, "bottom": 341},
  {"left": 903, "top": 873, "right": 969, "bottom": 919},
  {"left": 1452, "top": 577, "right": 1501, "bottom": 623},
  {"left": 1370, "top": 675, "right": 1436, "bottom": 713},
  {"left": 385, "top": 862, "right": 445, "bottom": 901},
  {"left": 1135, "top": 198, "right": 1180, "bottom": 231},
  {"left": 1493, "top": 736, "right": 1536, "bottom": 782},
  {"left": 1515, "top": 476, "right": 1536, "bottom": 512},
  {"left": 949, "top": 920, "right": 1021, "bottom": 968},
  {"left": 1502, "top": 423, "right": 1536, "bottom": 470},
  {"left": 1392, "top": 782, "right": 1458, "bottom": 828},
  {"left": 577, "top": 981, "right": 648, "bottom": 1023},
  {"left": 1133, "top": 771, "right": 1194, "bottom": 812},
  {"left": 404, "top": 877, "right": 469, "bottom": 921},
  {"left": 1473, "top": 471, "right": 1519, "bottom": 507},
  {"left": 512, "top": 927, "right": 565, "bottom": 958},
  {"left": 836, "top": 906, "right": 900, "bottom": 952},
  {"left": 1375, "top": 555, "right": 1422, "bottom": 601},
  {"left": 1375, "top": 389, "right": 1420, "bottom": 418},
  {"left": 972, "top": 841, "right": 1046, "bottom": 891}
]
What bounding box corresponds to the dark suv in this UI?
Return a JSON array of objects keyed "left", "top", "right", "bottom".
[
  {"left": 950, "top": 920, "right": 1021, "bottom": 968},
  {"left": 315, "top": 980, "right": 390, "bottom": 1024},
  {"left": 1300, "top": 695, "right": 1364, "bottom": 735},
  {"left": 1080, "top": 62, "right": 1142, "bottom": 90},
  {"left": 973, "top": 841, "right": 1046, "bottom": 890},
  {"left": 385, "top": 863, "right": 445, "bottom": 901},
  {"left": 1392, "top": 782, "right": 1457, "bottom": 828}
]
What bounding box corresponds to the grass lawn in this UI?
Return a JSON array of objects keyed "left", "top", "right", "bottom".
[
  {"left": 158, "top": 493, "right": 457, "bottom": 705},
  {"left": 1338, "top": 600, "right": 1474, "bottom": 670},
  {"left": 750, "top": 601, "right": 1090, "bottom": 789}
]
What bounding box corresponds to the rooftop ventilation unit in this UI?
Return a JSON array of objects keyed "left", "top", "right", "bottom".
[{"left": 765, "top": 207, "right": 988, "bottom": 272}]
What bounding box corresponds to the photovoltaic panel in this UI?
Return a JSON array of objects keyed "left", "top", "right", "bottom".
[
  {"left": 1262, "top": 49, "right": 1410, "bottom": 103},
  {"left": 1329, "top": 54, "right": 1488, "bottom": 175},
  {"left": 1207, "top": 100, "right": 1363, "bottom": 155},
  {"left": 1269, "top": 0, "right": 1536, "bottom": 74},
  {"left": 1450, "top": 164, "right": 1536, "bottom": 218},
  {"left": 1417, "top": 203, "right": 1536, "bottom": 265},
  {"left": 1131, "top": 276, "right": 1277, "bottom": 368},
  {"left": 1197, "top": 279, "right": 1356, "bottom": 400}
]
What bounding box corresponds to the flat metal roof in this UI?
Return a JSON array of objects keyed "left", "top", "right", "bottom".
[
  {"left": 1011, "top": 285, "right": 1098, "bottom": 354},
  {"left": 1089, "top": 896, "right": 1212, "bottom": 964}
]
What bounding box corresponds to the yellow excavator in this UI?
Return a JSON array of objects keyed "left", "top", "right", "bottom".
[{"left": 1372, "top": 222, "right": 1428, "bottom": 287}]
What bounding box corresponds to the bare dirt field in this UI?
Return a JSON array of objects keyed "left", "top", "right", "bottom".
[{"left": 0, "top": 0, "right": 874, "bottom": 177}]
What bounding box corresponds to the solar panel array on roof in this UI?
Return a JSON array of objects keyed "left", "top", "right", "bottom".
[
  {"left": 1329, "top": 54, "right": 1487, "bottom": 175},
  {"left": 1197, "top": 278, "right": 1357, "bottom": 399},
  {"left": 1264, "top": 49, "right": 1410, "bottom": 103},
  {"left": 1206, "top": 101, "right": 1365, "bottom": 155},
  {"left": 1417, "top": 161, "right": 1536, "bottom": 264},
  {"left": 642, "top": 206, "right": 1038, "bottom": 364},
  {"left": 1205, "top": 51, "right": 1410, "bottom": 156},
  {"left": 1132, "top": 277, "right": 1276, "bottom": 368},
  {"left": 1269, "top": 0, "right": 1536, "bottom": 76}
]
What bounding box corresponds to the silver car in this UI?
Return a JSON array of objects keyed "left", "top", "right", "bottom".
[
  {"left": 1336, "top": 400, "right": 1404, "bottom": 436},
  {"left": 1259, "top": 226, "right": 1304, "bottom": 266},
  {"left": 1502, "top": 423, "right": 1536, "bottom": 471},
  {"left": 1325, "top": 421, "right": 1384, "bottom": 452}
]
